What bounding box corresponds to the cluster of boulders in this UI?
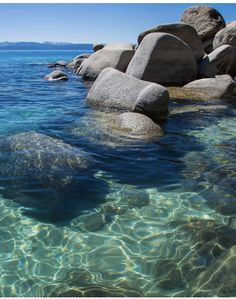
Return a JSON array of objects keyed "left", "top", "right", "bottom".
[{"left": 44, "top": 5, "right": 236, "bottom": 139}]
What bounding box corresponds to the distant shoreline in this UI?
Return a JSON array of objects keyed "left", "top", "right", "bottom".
[{"left": 0, "top": 49, "right": 93, "bottom": 51}]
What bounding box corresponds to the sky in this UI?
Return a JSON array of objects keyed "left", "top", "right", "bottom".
[{"left": 0, "top": 3, "right": 236, "bottom": 43}]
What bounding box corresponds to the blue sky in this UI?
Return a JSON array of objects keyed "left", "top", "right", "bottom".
[{"left": 0, "top": 3, "right": 236, "bottom": 43}]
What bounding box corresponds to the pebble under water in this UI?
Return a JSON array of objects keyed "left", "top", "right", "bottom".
[{"left": 0, "top": 50, "right": 236, "bottom": 297}]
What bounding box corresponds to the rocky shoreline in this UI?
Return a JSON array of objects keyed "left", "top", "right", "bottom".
[{"left": 44, "top": 5, "right": 236, "bottom": 140}]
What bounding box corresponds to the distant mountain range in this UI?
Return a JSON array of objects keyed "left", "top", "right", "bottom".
[{"left": 0, "top": 42, "right": 93, "bottom": 50}]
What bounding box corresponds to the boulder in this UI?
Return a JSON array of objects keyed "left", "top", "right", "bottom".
[
  {"left": 78, "top": 45, "right": 135, "bottom": 80},
  {"left": 126, "top": 32, "right": 197, "bottom": 86},
  {"left": 227, "top": 21, "right": 236, "bottom": 28},
  {"left": 103, "top": 43, "right": 134, "bottom": 50},
  {"left": 181, "top": 6, "right": 226, "bottom": 41},
  {"left": 48, "top": 60, "right": 68, "bottom": 68},
  {"left": 72, "top": 53, "right": 91, "bottom": 60},
  {"left": 202, "top": 37, "right": 215, "bottom": 53},
  {"left": 198, "top": 45, "right": 235, "bottom": 77},
  {"left": 112, "top": 112, "right": 163, "bottom": 139},
  {"left": 213, "top": 26, "right": 236, "bottom": 76},
  {"left": 213, "top": 26, "right": 236, "bottom": 49},
  {"left": 44, "top": 70, "right": 68, "bottom": 81},
  {"left": 86, "top": 67, "right": 169, "bottom": 120},
  {"left": 67, "top": 54, "right": 91, "bottom": 71},
  {"left": 183, "top": 75, "right": 236, "bottom": 99},
  {"left": 138, "top": 23, "right": 204, "bottom": 62},
  {"left": 93, "top": 43, "right": 105, "bottom": 52}
]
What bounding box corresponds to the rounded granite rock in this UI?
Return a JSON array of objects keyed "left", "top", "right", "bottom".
[
  {"left": 183, "top": 74, "right": 236, "bottom": 99},
  {"left": 44, "top": 70, "right": 68, "bottom": 81},
  {"left": 48, "top": 60, "right": 68, "bottom": 68},
  {"left": 126, "top": 32, "right": 197, "bottom": 86},
  {"left": 138, "top": 22, "right": 204, "bottom": 62},
  {"left": 113, "top": 112, "right": 163, "bottom": 139},
  {"left": 198, "top": 45, "right": 236, "bottom": 78},
  {"left": 86, "top": 67, "right": 169, "bottom": 120},
  {"left": 78, "top": 46, "right": 134, "bottom": 80},
  {"left": 181, "top": 5, "right": 226, "bottom": 41}
]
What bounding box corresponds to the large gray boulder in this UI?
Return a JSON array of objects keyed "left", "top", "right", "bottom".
[
  {"left": 213, "top": 26, "right": 236, "bottom": 76},
  {"left": 103, "top": 43, "right": 134, "bottom": 50},
  {"left": 181, "top": 6, "right": 226, "bottom": 41},
  {"left": 183, "top": 75, "right": 236, "bottom": 99},
  {"left": 213, "top": 26, "right": 236, "bottom": 49},
  {"left": 78, "top": 45, "right": 134, "bottom": 80},
  {"left": 44, "top": 70, "right": 68, "bottom": 81},
  {"left": 138, "top": 23, "right": 204, "bottom": 62},
  {"left": 126, "top": 32, "right": 197, "bottom": 86},
  {"left": 112, "top": 112, "right": 163, "bottom": 139},
  {"left": 86, "top": 67, "right": 169, "bottom": 120},
  {"left": 198, "top": 45, "right": 235, "bottom": 78}
]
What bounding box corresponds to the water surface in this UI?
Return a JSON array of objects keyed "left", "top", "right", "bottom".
[{"left": 0, "top": 50, "right": 236, "bottom": 296}]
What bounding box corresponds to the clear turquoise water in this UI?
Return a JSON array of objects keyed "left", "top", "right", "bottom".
[{"left": 0, "top": 50, "right": 236, "bottom": 296}]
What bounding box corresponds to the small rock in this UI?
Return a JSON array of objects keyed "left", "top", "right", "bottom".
[
  {"left": 113, "top": 112, "right": 163, "bottom": 139},
  {"left": 48, "top": 60, "right": 68, "bottom": 68},
  {"left": 71, "top": 212, "right": 106, "bottom": 232},
  {"left": 44, "top": 70, "right": 68, "bottom": 81}
]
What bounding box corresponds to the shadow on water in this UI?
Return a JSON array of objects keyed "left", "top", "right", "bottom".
[{"left": 0, "top": 174, "right": 108, "bottom": 225}]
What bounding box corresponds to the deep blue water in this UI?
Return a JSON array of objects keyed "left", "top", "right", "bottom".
[{"left": 0, "top": 50, "right": 236, "bottom": 296}]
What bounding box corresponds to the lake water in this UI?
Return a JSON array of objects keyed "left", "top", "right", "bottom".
[{"left": 0, "top": 50, "right": 236, "bottom": 296}]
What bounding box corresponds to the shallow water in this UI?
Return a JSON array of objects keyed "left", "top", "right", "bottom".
[{"left": 0, "top": 50, "right": 236, "bottom": 296}]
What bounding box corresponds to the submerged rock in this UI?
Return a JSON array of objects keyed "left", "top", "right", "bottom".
[
  {"left": 78, "top": 44, "right": 134, "bottom": 80},
  {"left": 0, "top": 132, "right": 107, "bottom": 223},
  {"left": 181, "top": 6, "right": 226, "bottom": 50},
  {"left": 86, "top": 67, "right": 169, "bottom": 120},
  {"left": 0, "top": 132, "right": 89, "bottom": 186},
  {"left": 190, "top": 245, "right": 236, "bottom": 296},
  {"left": 138, "top": 23, "right": 204, "bottom": 62},
  {"left": 44, "top": 70, "right": 68, "bottom": 81},
  {"left": 48, "top": 60, "right": 68, "bottom": 68},
  {"left": 70, "top": 211, "right": 106, "bottom": 232},
  {"left": 126, "top": 32, "right": 197, "bottom": 86},
  {"left": 112, "top": 112, "right": 163, "bottom": 139}
]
